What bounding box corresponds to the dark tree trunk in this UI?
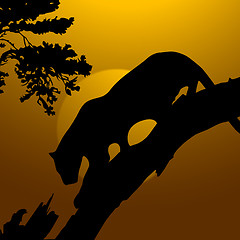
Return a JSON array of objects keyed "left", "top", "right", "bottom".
[{"left": 56, "top": 79, "right": 240, "bottom": 240}]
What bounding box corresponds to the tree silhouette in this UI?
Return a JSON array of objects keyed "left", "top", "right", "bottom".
[{"left": 0, "top": 0, "right": 92, "bottom": 115}]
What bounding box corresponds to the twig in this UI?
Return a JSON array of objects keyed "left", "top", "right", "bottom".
[
  {"left": 17, "top": 31, "right": 34, "bottom": 48},
  {"left": 0, "top": 38, "right": 18, "bottom": 50}
]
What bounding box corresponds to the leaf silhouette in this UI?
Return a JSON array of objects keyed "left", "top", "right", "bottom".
[
  {"left": 8, "top": 17, "right": 74, "bottom": 35},
  {"left": 0, "top": 0, "right": 92, "bottom": 115},
  {"left": 1, "top": 42, "right": 91, "bottom": 115},
  {"left": 0, "top": 70, "right": 8, "bottom": 93},
  {"left": 0, "top": 0, "right": 60, "bottom": 24}
]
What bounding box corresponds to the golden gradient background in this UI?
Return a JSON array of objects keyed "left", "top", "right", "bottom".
[{"left": 1, "top": 0, "right": 240, "bottom": 239}]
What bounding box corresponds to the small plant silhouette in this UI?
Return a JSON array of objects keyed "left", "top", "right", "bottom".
[
  {"left": 0, "top": 195, "right": 58, "bottom": 240},
  {"left": 0, "top": 0, "right": 92, "bottom": 115}
]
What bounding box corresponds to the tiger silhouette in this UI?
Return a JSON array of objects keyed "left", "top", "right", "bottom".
[{"left": 50, "top": 51, "right": 240, "bottom": 184}]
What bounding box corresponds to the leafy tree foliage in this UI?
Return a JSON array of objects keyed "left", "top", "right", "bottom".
[{"left": 0, "top": 0, "right": 92, "bottom": 115}]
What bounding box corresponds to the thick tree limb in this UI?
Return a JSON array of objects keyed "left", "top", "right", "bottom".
[{"left": 56, "top": 78, "right": 240, "bottom": 240}]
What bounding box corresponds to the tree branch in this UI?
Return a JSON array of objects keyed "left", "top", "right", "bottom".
[{"left": 56, "top": 78, "right": 240, "bottom": 240}]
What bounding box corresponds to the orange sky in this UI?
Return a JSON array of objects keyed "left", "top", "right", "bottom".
[{"left": 1, "top": 1, "right": 240, "bottom": 239}]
